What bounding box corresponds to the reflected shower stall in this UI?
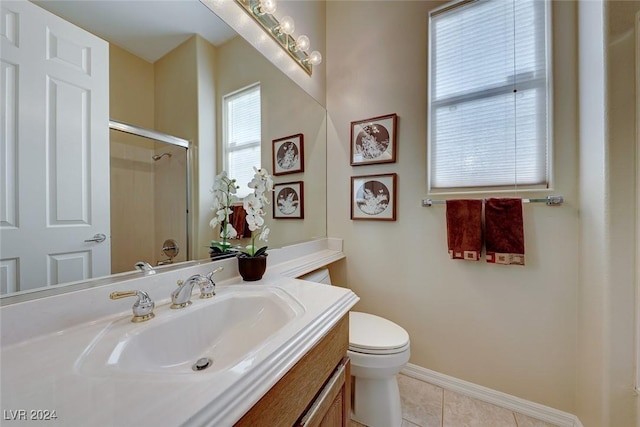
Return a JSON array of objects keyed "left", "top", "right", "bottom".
[{"left": 109, "top": 120, "right": 190, "bottom": 274}]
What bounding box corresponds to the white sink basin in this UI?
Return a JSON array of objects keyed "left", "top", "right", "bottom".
[{"left": 76, "top": 286, "right": 305, "bottom": 377}]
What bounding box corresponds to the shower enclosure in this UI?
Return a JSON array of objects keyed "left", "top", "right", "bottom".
[{"left": 109, "top": 120, "right": 190, "bottom": 274}]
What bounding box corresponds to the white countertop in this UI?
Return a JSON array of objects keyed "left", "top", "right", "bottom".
[{"left": 0, "top": 238, "right": 358, "bottom": 426}]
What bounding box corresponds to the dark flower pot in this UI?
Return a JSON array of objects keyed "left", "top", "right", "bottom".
[{"left": 237, "top": 254, "right": 268, "bottom": 281}]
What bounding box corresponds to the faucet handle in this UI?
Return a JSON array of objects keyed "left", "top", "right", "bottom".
[
  {"left": 200, "top": 266, "right": 224, "bottom": 299},
  {"left": 134, "top": 261, "right": 155, "bottom": 273},
  {"left": 205, "top": 266, "right": 224, "bottom": 280},
  {"left": 110, "top": 290, "right": 155, "bottom": 323}
]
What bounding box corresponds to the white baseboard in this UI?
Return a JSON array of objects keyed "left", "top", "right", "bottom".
[{"left": 401, "top": 363, "right": 583, "bottom": 427}]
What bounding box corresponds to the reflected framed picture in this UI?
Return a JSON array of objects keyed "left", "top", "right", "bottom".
[
  {"left": 273, "top": 181, "right": 304, "bottom": 219},
  {"left": 351, "top": 173, "right": 397, "bottom": 221},
  {"left": 272, "top": 133, "right": 304, "bottom": 175},
  {"left": 350, "top": 113, "right": 397, "bottom": 166}
]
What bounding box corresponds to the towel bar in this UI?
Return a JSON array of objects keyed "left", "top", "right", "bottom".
[{"left": 421, "top": 195, "right": 564, "bottom": 207}]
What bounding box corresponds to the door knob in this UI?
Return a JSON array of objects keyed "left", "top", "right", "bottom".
[{"left": 84, "top": 233, "right": 107, "bottom": 243}]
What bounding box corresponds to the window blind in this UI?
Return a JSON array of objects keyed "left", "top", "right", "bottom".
[
  {"left": 429, "top": 0, "right": 550, "bottom": 190},
  {"left": 224, "top": 84, "right": 261, "bottom": 198}
]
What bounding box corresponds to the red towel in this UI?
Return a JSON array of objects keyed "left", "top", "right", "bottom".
[
  {"left": 446, "top": 200, "right": 482, "bottom": 261},
  {"left": 231, "top": 205, "right": 251, "bottom": 239},
  {"left": 485, "top": 198, "right": 525, "bottom": 265}
]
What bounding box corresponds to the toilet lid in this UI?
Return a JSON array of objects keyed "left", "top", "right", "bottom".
[{"left": 349, "top": 311, "right": 409, "bottom": 354}]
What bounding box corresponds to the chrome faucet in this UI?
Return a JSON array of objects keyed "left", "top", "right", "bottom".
[
  {"left": 170, "top": 266, "right": 223, "bottom": 309},
  {"left": 134, "top": 261, "right": 155, "bottom": 273},
  {"left": 110, "top": 290, "right": 155, "bottom": 322}
]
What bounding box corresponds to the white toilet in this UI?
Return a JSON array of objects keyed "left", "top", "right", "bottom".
[{"left": 301, "top": 268, "right": 410, "bottom": 427}]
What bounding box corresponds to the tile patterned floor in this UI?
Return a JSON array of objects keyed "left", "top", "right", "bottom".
[{"left": 350, "top": 374, "right": 560, "bottom": 427}]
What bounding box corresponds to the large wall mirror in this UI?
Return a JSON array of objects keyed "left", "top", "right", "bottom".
[{"left": 0, "top": 0, "right": 327, "bottom": 301}]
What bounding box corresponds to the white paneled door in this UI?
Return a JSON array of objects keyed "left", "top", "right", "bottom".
[{"left": 0, "top": 0, "right": 110, "bottom": 293}]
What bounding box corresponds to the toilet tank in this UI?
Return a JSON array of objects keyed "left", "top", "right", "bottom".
[{"left": 299, "top": 268, "right": 332, "bottom": 285}]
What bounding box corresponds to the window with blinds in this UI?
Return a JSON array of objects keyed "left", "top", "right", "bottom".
[
  {"left": 223, "top": 83, "right": 261, "bottom": 199},
  {"left": 428, "top": 0, "right": 551, "bottom": 191}
]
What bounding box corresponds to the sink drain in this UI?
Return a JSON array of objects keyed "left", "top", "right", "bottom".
[{"left": 192, "top": 357, "right": 213, "bottom": 371}]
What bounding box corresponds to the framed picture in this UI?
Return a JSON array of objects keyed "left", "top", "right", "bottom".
[
  {"left": 350, "top": 113, "right": 397, "bottom": 166},
  {"left": 272, "top": 133, "right": 304, "bottom": 175},
  {"left": 351, "top": 173, "right": 397, "bottom": 221},
  {"left": 273, "top": 181, "right": 304, "bottom": 219}
]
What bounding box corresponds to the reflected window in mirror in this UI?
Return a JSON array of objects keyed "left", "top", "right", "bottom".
[{"left": 224, "top": 83, "right": 262, "bottom": 197}]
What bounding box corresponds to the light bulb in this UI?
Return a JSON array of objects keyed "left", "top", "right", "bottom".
[
  {"left": 308, "top": 50, "right": 322, "bottom": 66},
  {"left": 256, "top": 0, "right": 276, "bottom": 15},
  {"left": 295, "top": 35, "right": 310, "bottom": 52},
  {"left": 276, "top": 16, "right": 295, "bottom": 35}
]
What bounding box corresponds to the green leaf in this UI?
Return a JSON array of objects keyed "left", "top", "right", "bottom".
[
  {"left": 210, "top": 241, "right": 234, "bottom": 253},
  {"left": 253, "top": 246, "right": 268, "bottom": 257}
]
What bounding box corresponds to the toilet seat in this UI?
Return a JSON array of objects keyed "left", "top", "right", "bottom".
[{"left": 349, "top": 312, "right": 410, "bottom": 355}]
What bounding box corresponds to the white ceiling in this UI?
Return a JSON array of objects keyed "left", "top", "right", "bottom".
[{"left": 33, "top": 0, "right": 238, "bottom": 63}]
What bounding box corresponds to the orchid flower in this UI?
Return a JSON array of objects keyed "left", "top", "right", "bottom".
[
  {"left": 209, "top": 171, "right": 239, "bottom": 253},
  {"left": 241, "top": 168, "right": 273, "bottom": 256}
]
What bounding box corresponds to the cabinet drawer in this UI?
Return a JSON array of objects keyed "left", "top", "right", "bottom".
[
  {"left": 296, "top": 357, "right": 350, "bottom": 427},
  {"left": 234, "top": 315, "right": 349, "bottom": 427}
]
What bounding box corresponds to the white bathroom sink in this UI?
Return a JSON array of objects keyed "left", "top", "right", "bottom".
[{"left": 76, "top": 286, "right": 305, "bottom": 377}]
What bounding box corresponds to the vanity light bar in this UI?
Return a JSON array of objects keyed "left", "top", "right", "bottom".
[
  {"left": 421, "top": 195, "right": 564, "bottom": 207},
  {"left": 234, "top": 0, "right": 318, "bottom": 75}
]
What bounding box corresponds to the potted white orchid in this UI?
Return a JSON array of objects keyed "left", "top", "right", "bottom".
[
  {"left": 237, "top": 167, "right": 274, "bottom": 281},
  {"left": 209, "top": 171, "right": 239, "bottom": 258}
]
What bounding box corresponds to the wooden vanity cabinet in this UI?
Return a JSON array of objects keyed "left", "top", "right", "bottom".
[
  {"left": 295, "top": 357, "right": 350, "bottom": 427},
  {"left": 235, "top": 315, "right": 350, "bottom": 427}
]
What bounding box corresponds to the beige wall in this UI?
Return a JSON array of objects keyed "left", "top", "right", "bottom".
[
  {"left": 326, "top": 0, "right": 579, "bottom": 413},
  {"left": 202, "top": 0, "right": 326, "bottom": 106},
  {"left": 604, "top": 2, "right": 639, "bottom": 424},
  {"left": 110, "top": 39, "right": 197, "bottom": 270},
  {"left": 575, "top": 2, "right": 608, "bottom": 426},
  {"left": 109, "top": 44, "right": 156, "bottom": 273},
  {"left": 577, "top": 1, "right": 640, "bottom": 426},
  {"left": 109, "top": 44, "right": 155, "bottom": 129},
  {"left": 195, "top": 37, "right": 219, "bottom": 261},
  {"left": 576, "top": 1, "right": 607, "bottom": 423},
  {"left": 154, "top": 36, "right": 202, "bottom": 262}
]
